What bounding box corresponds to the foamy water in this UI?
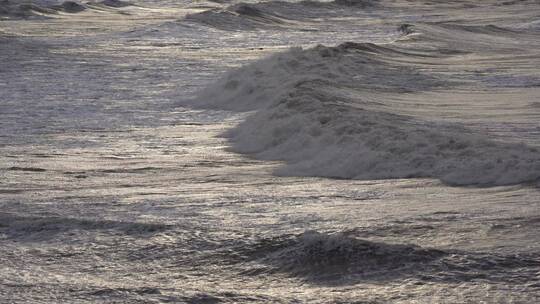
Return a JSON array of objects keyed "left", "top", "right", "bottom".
[{"left": 1, "top": 0, "right": 539, "bottom": 303}]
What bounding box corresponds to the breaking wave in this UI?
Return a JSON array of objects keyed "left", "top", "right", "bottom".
[{"left": 187, "top": 26, "right": 540, "bottom": 186}]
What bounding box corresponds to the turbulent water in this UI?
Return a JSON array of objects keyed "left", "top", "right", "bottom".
[{"left": 1, "top": 0, "right": 540, "bottom": 303}]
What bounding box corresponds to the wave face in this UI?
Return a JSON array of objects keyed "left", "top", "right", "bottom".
[{"left": 189, "top": 25, "right": 540, "bottom": 186}]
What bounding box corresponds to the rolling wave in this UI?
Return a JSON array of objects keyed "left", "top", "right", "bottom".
[{"left": 187, "top": 23, "right": 540, "bottom": 186}]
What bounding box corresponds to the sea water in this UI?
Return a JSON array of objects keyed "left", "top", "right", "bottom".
[{"left": 1, "top": 0, "right": 539, "bottom": 302}]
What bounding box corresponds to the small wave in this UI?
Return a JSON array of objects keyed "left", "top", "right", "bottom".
[
  {"left": 438, "top": 23, "right": 520, "bottom": 36},
  {"left": 0, "top": 1, "right": 83, "bottom": 19},
  {"left": 56, "top": 1, "right": 86, "bottom": 13},
  {"left": 0, "top": 0, "right": 133, "bottom": 19},
  {"left": 299, "top": 0, "right": 379, "bottom": 9},
  {"left": 185, "top": 3, "right": 291, "bottom": 31},
  {"left": 88, "top": 287, "right": 161, "bottom": 296},
  {"left": 233, "top": 3, "right": 277, "bottom": 19},
  {"left": 397, "top": 23, "right": 539, "bottom": 54},
  {"left": 251, "top": 231, "right": 445, "bottom": 277},
  {"left": 222, "top": 230, "right": 540, "bottom": 285},
  {"left": 97, "top": 0, "right": 131, "bottom": 8},
  {"left": 82, "top": 287, "right": 165, "bottom": 303},
  {"left": 482, "top": 75, "right": 540, "bottom": 88},
  {"left": 530, "top": 102, "right": 540, "bottom": 108},
  {"left": 185, "top": 0, "right": 380, "bottom": 31},
  {"left": 499, "top": 0, "right": 538, "bottom": 6},
  {"left": 180, "top": 292, "right": 277, "bottom": 303},
  {"left": 7, "top": 166, "right": 47, "bottom": 172},
  {"left": 510, "top": 19, "right": 540, "bottom": 32},
  {"left": 0, "top": 1, "right": 57, "bottom": 19},
  {"left": 330, "top": 0, "right": 379, "bottom": 7}
]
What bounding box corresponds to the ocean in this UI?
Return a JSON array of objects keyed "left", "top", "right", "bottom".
[{"left": 1, "top": 0, "right": 539, "bottom": 302}]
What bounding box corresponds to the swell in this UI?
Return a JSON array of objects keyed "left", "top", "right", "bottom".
[
  {"left": 0, "top": 0, "right": 131, "bottom": 19},
  {"left": 185, "top": 3, "right": 292, "bottom": 31},
  {"left": 186, "top": 23, "right": 540, "bottom": 187},
  {"left": 398, "top": 23, "right": 540, "bottom": 88},
  {"left": 397, "top": 22, "right": 540, "bottom": 54},
  {"left": 184, "top": 0, "right": 380, "bottom": 31},
  {"left": 0, "top": 1, "right": 58, "bottom": 19}
]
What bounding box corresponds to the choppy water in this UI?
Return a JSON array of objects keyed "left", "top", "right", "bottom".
[{"left": 1, "top": 0, "right": 540, "bottom": 303}]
